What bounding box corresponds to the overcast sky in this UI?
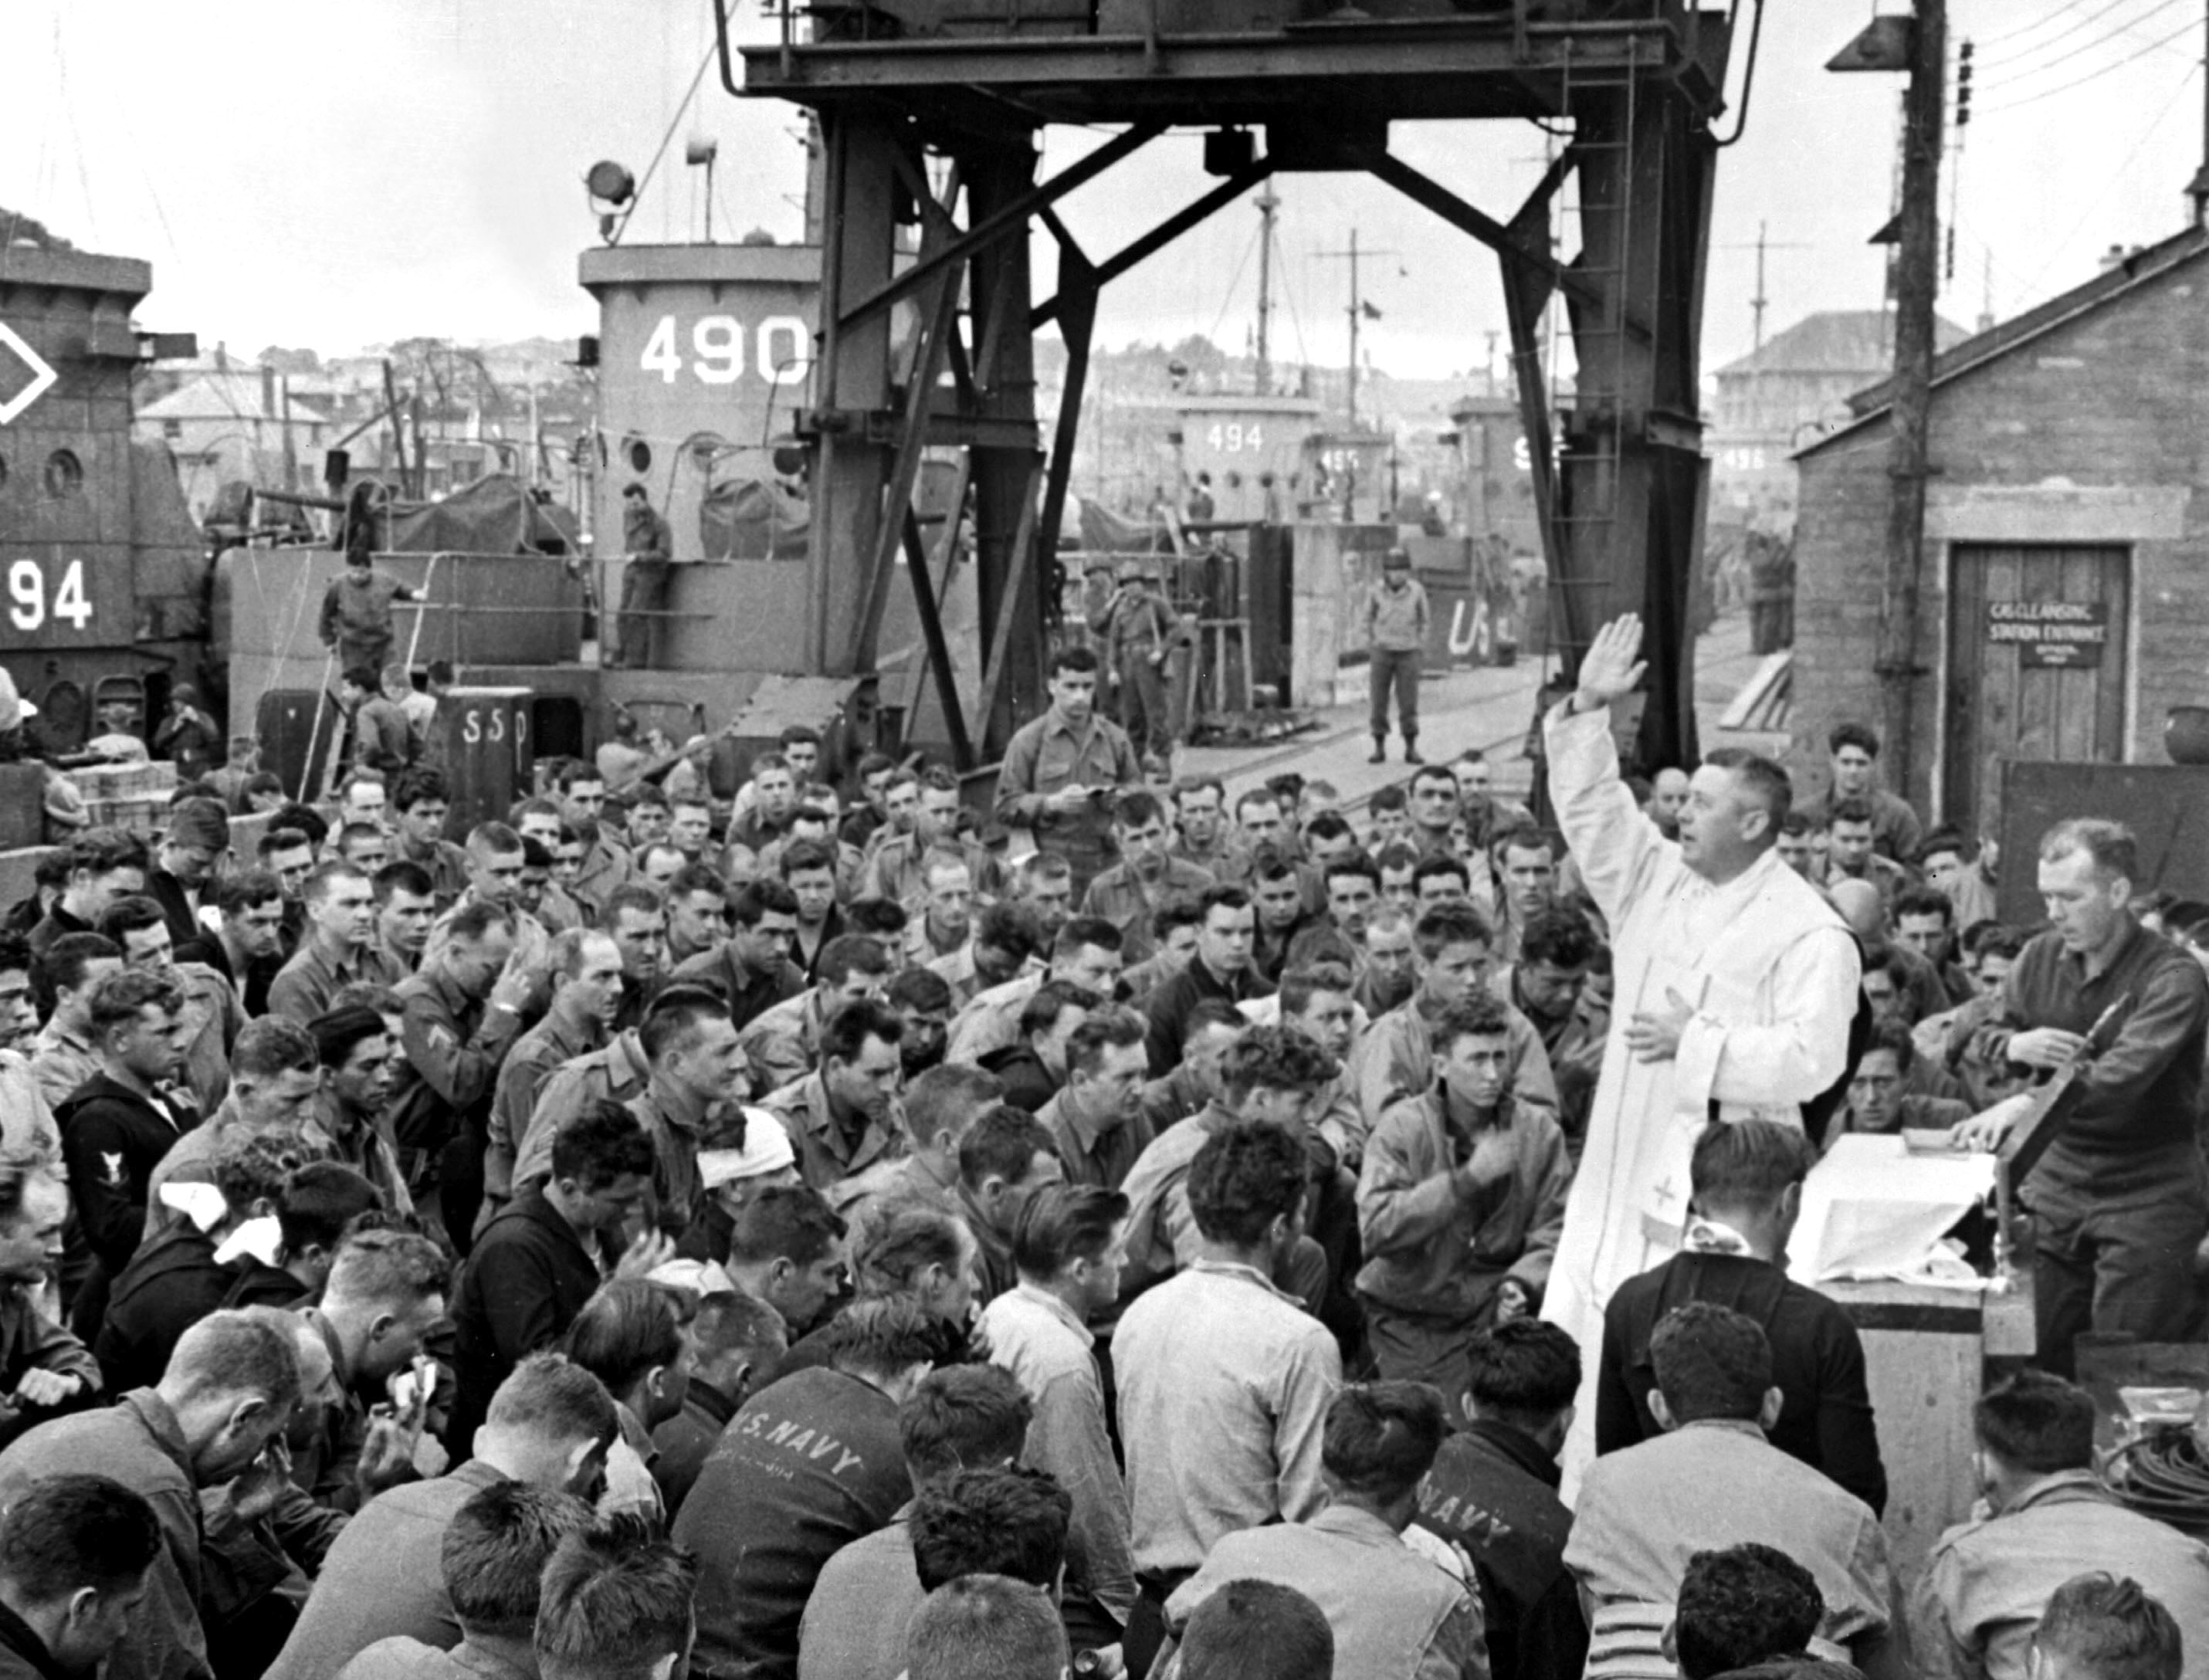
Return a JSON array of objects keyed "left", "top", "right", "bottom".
[{"left": 5, "top": 0, "right": 2205, "bottom": 380}]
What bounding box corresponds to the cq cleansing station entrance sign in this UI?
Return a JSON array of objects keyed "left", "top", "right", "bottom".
[{"left": 1987, "top": 600, "right": 2108, "bottom": 669}]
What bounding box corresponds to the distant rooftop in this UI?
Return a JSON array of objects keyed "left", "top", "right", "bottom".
[
  {"left": 1801, "top": 222, "right": 2209, "bottom": 453},
  {"left": 1713, "top": 309, "right": 1968, "bottom": 381},
  {"left": 139, "top": 372, "right": 334, "bottom": 425}
]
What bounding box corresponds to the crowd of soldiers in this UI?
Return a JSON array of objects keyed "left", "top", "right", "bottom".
[{"left": 0, "top": 624, "right": 2197, "bottom": 1680}]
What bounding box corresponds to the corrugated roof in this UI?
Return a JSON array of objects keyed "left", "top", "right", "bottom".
[{"left": 1713, "top": 309, "right": 1971, "bottom": 380}]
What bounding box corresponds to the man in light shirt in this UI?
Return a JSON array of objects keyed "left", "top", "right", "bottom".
[
  {"left": 1113, "top": 1118, "right": 1340, "bottom": 1676},
  {"left": 978, "top": 1182, "right": 1137, "bottom": 1653}
]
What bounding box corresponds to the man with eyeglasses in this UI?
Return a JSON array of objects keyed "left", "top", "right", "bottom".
[{"left": 1831, "top": 1021, "right": 1968, "bottom": 1151}]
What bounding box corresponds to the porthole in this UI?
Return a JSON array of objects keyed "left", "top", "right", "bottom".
[
  {"left": 42, "top": 450, "right": 82, "bottom": 498},
  {"left": 626, "top": 438, "right": 652, "bottom": 473}
]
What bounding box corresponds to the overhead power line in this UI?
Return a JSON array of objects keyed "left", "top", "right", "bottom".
[
  {"left": 1987, "top": 0, "right": 2191, "bottom": 94},
  {"left": 1979, "top": 12, "right": 2201, "bottom": 113},
  {"left": 1977, "top": 0, "right": 2170, "bottom": 72},
  {"left": 1974, "top": 0, "right": 2095, "bottom": 50},
  {"left": 2017, "top": 58, "right": 2202, "bottom": 292}
]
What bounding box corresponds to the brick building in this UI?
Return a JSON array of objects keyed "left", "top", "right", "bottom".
[{"left": 1790, "top": 225, "right": 2209, "bottom": 840}]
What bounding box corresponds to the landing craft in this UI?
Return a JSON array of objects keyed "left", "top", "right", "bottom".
[
  {"left": 226, "top": 231, "right": 895, "bottom": 825},
  {"left": 0, "top": 240, "right": 207, "bottom": 845},
  {"left": 0, "top": 225, "right": 914, "bottom": 838}
]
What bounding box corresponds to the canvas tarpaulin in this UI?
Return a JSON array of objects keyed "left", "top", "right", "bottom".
[
  {"left": 700, "top": 476, "right": 809, "bottom": 561},
  {"left": 382, "top": 473, "right": 581, "bottom": 555}
]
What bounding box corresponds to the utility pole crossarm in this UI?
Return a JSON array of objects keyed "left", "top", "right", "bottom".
[
  {"left": 1715, "top": 221, "right": 1811, "bottom": 354},
  {"left": 1316, "top": 229, "right": 1399, "bottom": 432}
]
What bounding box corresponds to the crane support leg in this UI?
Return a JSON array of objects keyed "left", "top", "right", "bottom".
[
  {"left": 964, "top": 140, "right": 1047, "bottom": 750},
  {"left": 1543, "top": 75, "right": 1719, "bottom": 773},
  {"left": 808, "top": 113, "right": 901, "bottom": 677}
]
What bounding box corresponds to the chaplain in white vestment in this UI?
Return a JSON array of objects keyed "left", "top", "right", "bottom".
[{"left": 1540, "top": 615, "right": 1861, "bottom": 1487}]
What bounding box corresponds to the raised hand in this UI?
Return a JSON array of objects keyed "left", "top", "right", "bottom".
[
  {"left": 615, "top": 1228, "right": 678, "bottom": 1279},
  {"left": 1573, "top": 615, "right": 1648, "bottom": 713}
]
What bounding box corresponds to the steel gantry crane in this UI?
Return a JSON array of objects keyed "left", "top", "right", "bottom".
[{"left": 717, "top": 0, "right": 1736, "bottom": 775}]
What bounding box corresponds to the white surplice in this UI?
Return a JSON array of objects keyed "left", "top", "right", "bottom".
[{"left": 1539, "top": 700, "right": 1861, "bottom": 1492}]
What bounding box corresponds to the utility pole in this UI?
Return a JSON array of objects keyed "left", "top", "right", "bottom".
[
  {"left": 1316, "top": 229, "right": 1398, "bottom": 432},
  {"left": 1093, "top": 359, "right": 1109, "bottom": 504},
  {"left": 1346, "top": 227, "right": 1364, "bottom": 429},
  {"left": 1875, "top": 0, "right": 1946, "bottom": 803},
  {"left": 1719, "top": 223, "right": 1808, "bottom": 354},
  {"left": 381, "top": 359, "right": 412, "bottom": 499},
  {"left": 1751, "top": 222, "right": 1770, "bottom": 351},
  {"left": 1253, "top": 188, "right": 1279, "bottom": 396},
  {"left": 279, "top": 374, "right": 297, "bottom": 493},
  {"left": 527, "top": 379, "right": 542, "bottom": 492}
]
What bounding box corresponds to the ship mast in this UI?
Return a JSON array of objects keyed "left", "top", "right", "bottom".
[{"left": 1254, "top": 188, "right": 1279, "bottom": 396}]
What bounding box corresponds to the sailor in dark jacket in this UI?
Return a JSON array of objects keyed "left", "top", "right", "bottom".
[
  {"left": 0, "top": 1473, "right": 166, "bottom": 1680},
  {"left": 1595, "top": 1119, "right": 1887, "bottom": 1516},
  {"left": 93, "top": 1128, "right": 307, "bottom": 1397},
  {"left": 92, "top": 1221, "right": 225, "bottom": 1401},
  {"left": 447, "top": 1102, "right": 657, "bottom": 1457},
  {"left": 649, "top": 1290, "right": 787, "bottom": 1519},
  {"left": 671, "top": 1299, "right": 938, "bottom": 1680},
  {"left": 1413, "top": 1320, "right": 1589, "bottom": 1680},
  {"left": 54, "top": 972, "right": 192, "bottom": 1340},
  {"left": 145, "top": 801, "right": 231, "bottom": 953}
]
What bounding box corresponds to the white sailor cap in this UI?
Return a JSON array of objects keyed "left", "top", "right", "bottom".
[{"left": 698, "top": 1108, "right": 798, "bottom": 1189}]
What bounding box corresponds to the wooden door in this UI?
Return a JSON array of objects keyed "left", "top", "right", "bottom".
[{"left": 1943, "top": 544, "right": 2129, "bottom": 838}]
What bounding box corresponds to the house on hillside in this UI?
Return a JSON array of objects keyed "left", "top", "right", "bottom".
[
  {"left": 137, "top": 370, "right": 333, "bottom": 520},
  {"left": 1709, "top": 310, "right": 1967, "bottom": 527},
  {"left": 1790, "top": 224, "right": 2209, "bottom": 842}
]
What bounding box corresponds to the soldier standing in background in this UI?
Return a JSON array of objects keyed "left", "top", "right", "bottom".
[
  {"left": 615, "top": 483, "right": 674, "bottom": 670},
  {"left": 320, "top": 543, "right": 417, "bottom": 681},
  {"left": 1089, "top": 564, "right": 1179, "bottom": 777},
  {"left": 1747, "top": 527, "right": 1796, "bottom": 655},
  {"left": 997, "top": 647, "right": 1142, "bottom": 897},
  {"left": 1365, "top": 547, "right": 1429, "bottom": 766},
  {"left": 151, "top": 687, "right": 219, "bottom": 781}
]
